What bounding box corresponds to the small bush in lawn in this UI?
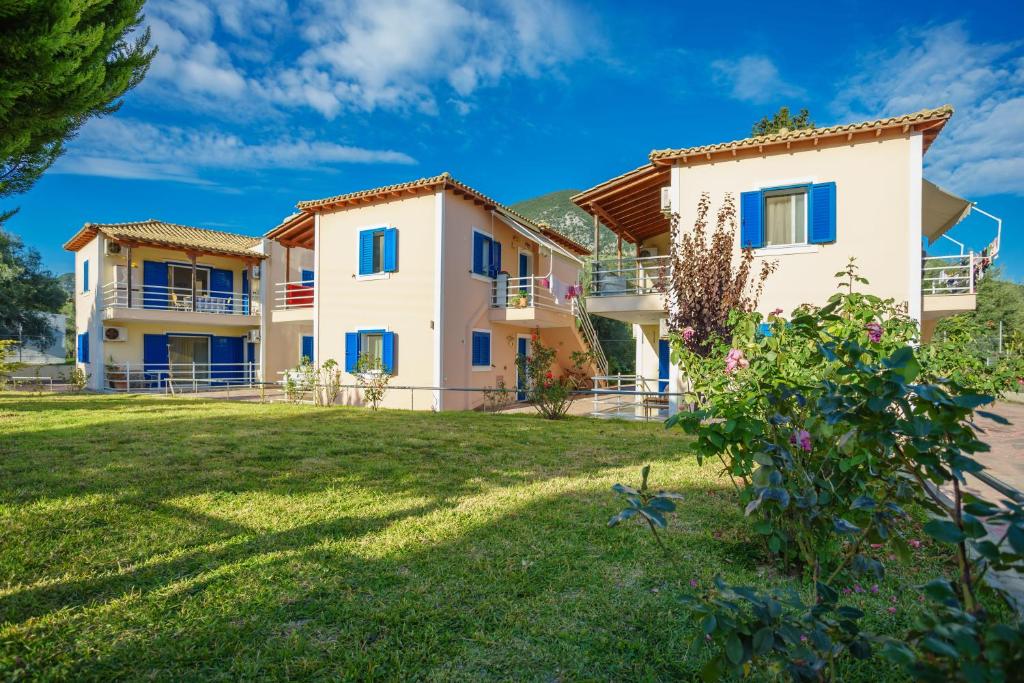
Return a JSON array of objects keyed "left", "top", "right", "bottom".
[
  {"left": 355, "top": 353, "right": 391, "bottom": 411},
  {"left": 515, "top": 330, "right": 575, "bottom": 419}
]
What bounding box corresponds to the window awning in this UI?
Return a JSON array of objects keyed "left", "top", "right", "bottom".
[{"left": 922, "top": 179, "right": 972, "bottom": 244}]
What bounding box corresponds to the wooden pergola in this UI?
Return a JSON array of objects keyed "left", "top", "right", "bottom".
[{"left": 571, "top": 164, "right": 671, "bottom": 260}]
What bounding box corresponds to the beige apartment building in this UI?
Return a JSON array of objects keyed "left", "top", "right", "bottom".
[{"left": 573, "top": 105, "right": 1002, "bottom": 415}]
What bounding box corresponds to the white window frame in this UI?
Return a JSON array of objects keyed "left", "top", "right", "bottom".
[
  {"left": 471, "top": 328, "right": 492, "bottom": 371},
  {"left": 761, "top": 187, "right": 809, "bottom": 249},
  {"left": 355, "top": 226, "right": 391, "bottom": 281}
]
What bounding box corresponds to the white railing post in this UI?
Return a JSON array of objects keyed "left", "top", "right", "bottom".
[
  {"left": 126, "top": 362, "right": 130, "bottom": 393},
  {"left": 969, "top": 251, "right": 976, "bottom": 294}
]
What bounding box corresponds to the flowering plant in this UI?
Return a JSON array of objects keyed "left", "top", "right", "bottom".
[{"left": 515, "top": 329, "right": 576, "bottom": 419}]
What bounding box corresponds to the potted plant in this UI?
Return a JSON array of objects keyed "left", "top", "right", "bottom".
[
  {"left": 106, "top": 355, "right": 128, "bottom": 390},
  {"left": 514, "top": 291, "right": 530, "bottom": 308}
]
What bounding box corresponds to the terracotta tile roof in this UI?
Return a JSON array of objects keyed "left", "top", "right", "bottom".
[
  {"left": 649, "top": 105, "right": 954, "bottom": 163},
  {"left": 279, "top": 172, "right": 590, "bottom": 256},
  {"left": 63, "top": 219, "right": 264, "bottom": 258}
]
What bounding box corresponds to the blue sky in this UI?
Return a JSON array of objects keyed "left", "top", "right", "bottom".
[{"left": 9, "top": 0, "right": 1023, "bottom": 279}]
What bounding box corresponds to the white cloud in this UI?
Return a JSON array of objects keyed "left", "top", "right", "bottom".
[
  {"left": 140, "top": 0, "right": 591, "bottom": 118},
  {"left": 52, "top": 118, "right": 416, "bottom": 185},
  {"left": 711, "top": 55, "right": 804, "bottom": 104},
  {"left": 833, "top": 22, "right": 1024, "bottom": 197}
]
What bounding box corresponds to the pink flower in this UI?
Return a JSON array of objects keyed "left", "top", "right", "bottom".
[
  {"left": 853, "top": 583, "right": 864, "bottom": 593},
  {"left": 869, "top": 543, "right": 883, "bottom": 550},
  {"left": 918, "top": 595, "right": 925, "bottom": 603},
  {"left": 870, "top": 584, "right": 879, "bottom": 594},
  {"left": 842, "top": 587, "right": 852, "bottom": 595},
  {"left": 887, "top": 606, "right": 897, "bottom": 614},
  {"left": 799, "top": 634, "right": 808, "bottom": 643},
  {"left": 682, "top": 326, "right": 695, "bottom": 341},
  {"left": 890, "top": 596, "right": 897, "bottom": 603},
  {"left": 909, "top": 539, "right": 922, "bottom": 549},
  {"left": 770, "top": 307, "right": 783, "bottom": 317},
  {"left": 725, "top": 349, "right": 747, "bottom": 374},
  {"left": 689, "top": 578, "right": 699, "bottom": 589},
  {"left": 865, "top": 322, "right": 883, "bottom": 343},
  {"left": 789, "top": 429, "right": 812, "bottom": 452}
]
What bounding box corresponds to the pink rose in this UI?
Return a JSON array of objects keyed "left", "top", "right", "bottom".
[
  {"left": 865, "top": 322, "right": 883, "bottom": 343},
  {"left": 770, "top": 307, "right": 783, "bottom": 317},
  {"left": 789, "top": 429, "right": 812, "bottom": 452},
  {"left": 682, "top": 326, "right": 695, "bottom": 341}
]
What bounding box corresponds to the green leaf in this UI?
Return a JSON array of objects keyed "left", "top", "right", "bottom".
[
  {"left": 702, "top": 613, "right": 717, "bottom": 634},
  {"left": 752, "top": 627, "right": 774, "bottom": 655},
  {"left": 768, "top": 535, "right": 782, "bottom": 553},
  {"left": 725, "top": 633, "right": 743, "bottom": 665},
  {"left": 923, "top": 519, "right": 965, "bottom": 544},
  {"left": 639, "top": 508, "right": 667, "bottom": 528},
  {"left": 607, "top": 508, "right": 637, "bottom": 527},
  {"left": 921, "top": 636, "right": 959, "bottom": 659},
  {"left": 921, "top": 579, "right": 956, "bottom": 602}
]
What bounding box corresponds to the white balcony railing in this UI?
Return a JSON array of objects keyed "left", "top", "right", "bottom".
[
  {"left": 590, "top": 375, "right": 668, "bottom": 421},
  {"left": 491, "top": 275, "right": 574, "bottom": 313},
  {"left": 922, "top": 253, "right": 984, "bottom": 295},
  {"left": 274, "top": 279, "right": 315, "bottom": 310},
  {"left": 588, "top": 256, "right": 670, "bottom": 297},
  {"left": 105, "top": 361, "right": 260, "bottom": 392},
  {"left": 102, "top": 283, "right": 256, "bottom": 315}
]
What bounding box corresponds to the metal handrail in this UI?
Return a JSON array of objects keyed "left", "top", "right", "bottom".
[
  {"left": 491, "top": 275, "right": 573, "bottom": 312},
  {"left": 102, "top": 282, "right": 255, "bottom": 315},
  {"left": 573, "top": 296, "right": 609, "bottom": 376},
  {"left": 274, "top": 279, "right": 315, "bottom": 310},
  {"left": 590, "top": 374, "right": 666, "bottom": 420},
  {"left": 922, "top": 253, "right": 977, "bottom": 295},
  {"left": 588, "top": 255, "right": 670, "bottom": 297},
  {"left": 105, "top": 361, "right": 260, "bottom": 392}
]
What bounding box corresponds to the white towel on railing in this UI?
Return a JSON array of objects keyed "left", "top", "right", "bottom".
[{"left": 550, "top": 275, "right": 572, "bottom": 304}]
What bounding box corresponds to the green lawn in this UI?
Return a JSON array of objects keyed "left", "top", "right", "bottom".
[{"left": 0, "top": 394, "right": 974, "bottom": 681}]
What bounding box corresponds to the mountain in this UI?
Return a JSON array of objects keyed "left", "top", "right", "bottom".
[{"left": 510, "top": 189, "right": 633, "bottom": 258}]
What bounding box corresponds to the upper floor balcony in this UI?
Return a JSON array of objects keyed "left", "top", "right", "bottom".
[
  {"left": 922, "top": 252, "right": 986, "bottom": 318},
  {"left": 584, "top": 255, "right": 669, "bottom": 325},
  {"left": 101, "top": 282, "right": 260, "bottom": 326},
  {"left": 489, "top": 274, "right": 577, "bottom": 327},
  {"left": 271, "top": 279, "right": 314, "bottom": 323}
]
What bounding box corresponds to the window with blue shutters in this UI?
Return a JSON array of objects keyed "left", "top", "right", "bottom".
[
  {"left": 358, "top": 227, "right": 397, "bottom": 276},
  {"left": 741, "top": 182, "right": 837, "bottom": 248},
  {"left": 472, "top": 231, "right": 501, "bottom": 278},
  {"left": 82, "top": 259, "right": 90, "bottom": 293},
  {"left": 471, "top": 330, "right": 491, "bottom": 368},
  {"left": 346, "top": 330, "right": 396, "bottom": 373}
]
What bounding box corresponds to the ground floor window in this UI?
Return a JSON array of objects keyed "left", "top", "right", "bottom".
[{"left": 471, "top": 330, "right": 491, "bottom": 368}]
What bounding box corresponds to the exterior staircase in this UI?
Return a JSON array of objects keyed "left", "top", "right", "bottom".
[{"left": 572, "top": 297, "right": 609, "bottom": 378}]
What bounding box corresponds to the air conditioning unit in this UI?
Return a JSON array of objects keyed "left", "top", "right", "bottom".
[
  {"left": 104, "top": 326, "right": 128, "bottom": 342},
  {"left": 638, "top": 246, "right": 659, "bottom": 259},
  {"left": 660, "top": 186, "right": 672, "bottom": 214},
  {"left": 105, "top": 241, "right": 123, "bottom": 256},
  {"left": 247, "top": 329, "right": 261, "bottom": 343}
]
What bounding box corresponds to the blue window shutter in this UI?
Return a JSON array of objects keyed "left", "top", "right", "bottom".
[
  {"left": 142, "top": 261, "right": 168, "bottom": 309},
  {"left": 300, "top": 269, "right": 314, "bottom": 285},
  {"left": 77, "top": 333, "right": 90, "bottom": 363},
  {"left": 384, "top": 228, "right": 398, "bottom": 272},
  {"left": 472, "top": 232, "right": 485, "bottom": 275},
  {"left": 83, "top": 259, "right": 90, "bottom": 292},
  {"left": 471, "top": 331, "right": 482, "bottom": 366},
  {"left": 345, "top": 332, "right": 359, "bottom": 372},
  {"left": 489, "top": 240, "right": 501, "bottom": 278},
  {"left": 211, "top": 336, "right": 243, "bottom": 381},
  {"left": 359, "top": 231, "right": 374, "bottom": 275},
  {"left": 382, "top": 332, "right": 396, "bottom": 373},
  {"left": 211, "top": 268, "right": 233, "bottom": 295},
  {"left": 740, "top": 191, "right": 764, "bottom": 248},
  {"left": 301, "top": 335, "right": 314, "bottom": 363},
  {"left": 481, "top": 332, "right": 490, "bottom": 366},
  {"left": 809, "top": 182, "right": 837, "bottom": 244},
  {"left": 242, "top": 270, "right": 250, "bottom": 314},
  {"left": 143, "top": 334, "right": 169, "bottom": 385},
  {"left": 658, "top": 339, "right": 669, "bottom": 393}
]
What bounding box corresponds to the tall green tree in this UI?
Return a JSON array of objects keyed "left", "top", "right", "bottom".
[
  {"left": 936, "top": 267, "right": 1024, "bottom": 340},
  {"left": 0, "top": 0, "right": 156, "bottom": 203},
  {"left": 0, "top": 229, "right": 67, "bottom": 346},
  {"left": 752, "top": 106, "right": 815, "bottom": 136}
]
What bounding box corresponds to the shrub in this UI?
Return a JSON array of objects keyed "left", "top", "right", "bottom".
[
  {"left": 515, "top": 330, "right": 575, "bottom": 419},
  {"left": 355, "top": 353, "right": 391, "bottom": 410},
  {"left": 481, "top": 377, "right": 513, "bottom": 412},
  {"left": 919, "top": 315, "right": 1024, "bottom": 399},
  {"left": 66, "top": 366, "right": 88, "bottom": 392},
  {"left": 0, "top": 339, "right": 21, "bottom": 390}
]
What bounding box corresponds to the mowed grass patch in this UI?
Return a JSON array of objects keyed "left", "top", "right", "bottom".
[{"left": 0, "top": 394, "right": 980, "bottom": 681}]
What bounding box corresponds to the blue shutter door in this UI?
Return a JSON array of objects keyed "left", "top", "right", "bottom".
[
  {"left": 472, "top": 232, "right": 485, "bottom": 275},
  {"left": 211, "top": 335, "right": 243, "bottom": 381},
  {"left": 301, "top": 335, "right": 314, "bottom": 363},
  {"left": 301, "top": 269, "right": 314, "bottom": 285},
  {"left": 489, "top": 240, "right": 501, "bottom": 278},
  {"left": 658, "top": 339, "right": 669, "bottom": 393},
  {"left": 211, "top": 269, "right": 234, "bottom": 313},
  {"left": 142, "top": 261, "right": 169, "bottom": 309},
  {"left": 516, "top": 336, "right": 528, "bottom": 400},
  {"left": 740, "top": 191, "right": 764, "bottom": 248},
  {"left": 809, "top": 182, "right": 837, "bottom": 244},
  {"left": 344, "top": 332, "right": 359, "bottom": 372},
  {"left": 143, "top": 333, "right": 169, "bottom": 384},
  {"left": 77, "top": 333, "right": 90, "bottom": 363},
  {"left": 384, "top": 228, "right": 398, "bottom": 272},
  {"left": 359, "top": 231, "right": 374, "bottom": 275},
  {"left": 83, "top": 259, "right": 90, "bottom": 292},
  {"left": 382, "top": 332, "right": 395, "bottom": 373}
]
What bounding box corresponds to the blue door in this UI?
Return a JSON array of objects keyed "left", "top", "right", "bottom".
[
  {"left": 242, "top": 270, "right": 250, "bottom": 315},
  {"left": 142, "top": 261, "right": 168, "bottom": 309},
  {"left": 211, "top": 335, "right": 244, "bottom": 382},
  {"left": 658, "top": 339, "right": 669, "bottom": 393},
  {"left": 247, "top": 341, "right": 257, "bottom": 382},
  {"left": 517, "top": 336, "right": 529, "bottom": 400},
  {"left": 143, "top": 333, "right": 169, "bottom": 385},
  {"left": 301, "top": 335, "right": 314, "bottom": 364},
  {"left": 210, "top": 269, "right": 234, "bottom": 312},
  {"left": 518, "top": 253, "right": 529, "bottom": 294}
]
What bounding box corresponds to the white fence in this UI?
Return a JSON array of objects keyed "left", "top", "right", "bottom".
[
  {"left": 105, "top": 362, "right": 260, "bottom": 392},
  {"left": 590, "top": 374, "right": 668, "bottom": 421},
  {"left": 588, "top": 255, "right": 670, "bottom": 297},
  {"left": 273, "top": 279, "right": 315, "bottom": 311},
  {"left": 491, "top": 275, "right": 574, "bottom": 312},
  {"left": 102, "top": 283, "right": 255, "bottom": 315}
]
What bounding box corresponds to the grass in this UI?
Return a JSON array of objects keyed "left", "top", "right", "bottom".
[{"left": 0, "top": 394, "right": 986, "bottom": 681}]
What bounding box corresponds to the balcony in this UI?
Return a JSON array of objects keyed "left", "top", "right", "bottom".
[
  {"left": 922, "top": 253, "right": 982, "bottom": 318},
  {"left": 101, "top": 283, "right": 260, "bottom": 326},
  {"left": 489, "top": 275, "right": 577, "bottom": 327},
  {"left": 271, "top": 280, "right": 314, "bottom": 323},
  {"left": 584, "top": 256, "right": 669, "bottom": 325}
]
